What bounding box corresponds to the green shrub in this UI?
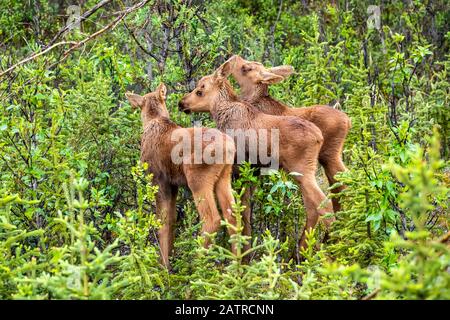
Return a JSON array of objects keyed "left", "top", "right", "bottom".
[{"left": 0, "top": 0, "right": 448, "bottom": 300}]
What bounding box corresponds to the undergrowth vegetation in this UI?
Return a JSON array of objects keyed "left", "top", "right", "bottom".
[{"left": 0, "top": 0, "right": 448, "bottom": 299}]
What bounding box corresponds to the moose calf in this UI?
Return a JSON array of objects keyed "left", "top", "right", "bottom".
[
  {"left": 126, "top": 83, "right": 236, "bottom": 268},
  {"left": 179, "top": 60, "right": 334, "bottom": 250},
  {"left": 228, "top": 55, "right": 351, "bottom": 212}
]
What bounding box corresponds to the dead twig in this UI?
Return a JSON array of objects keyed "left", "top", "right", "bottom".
[{"left": 361, "top": 288, "right": 380, "bottom": 300}]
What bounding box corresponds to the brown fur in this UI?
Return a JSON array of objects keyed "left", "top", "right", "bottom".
[
  {"left": 228, "top": 55, "right": 351, "bottom": 212},
  {"left": 179, "top": 63, "right": 334, "bottom": 251},
  {"left": 126, "top": 83, "right": 236, "bottom": 268}
]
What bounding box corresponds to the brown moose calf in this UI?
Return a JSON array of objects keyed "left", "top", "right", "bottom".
[
  {"left": 179, "top": 61, "right": 334, "bottom": 251},
  {"left": 228, "top": 55, "right": 351, "bottom": 212},
  {"left": 126, "top": 83, "right": 236, "bottom": 268}
]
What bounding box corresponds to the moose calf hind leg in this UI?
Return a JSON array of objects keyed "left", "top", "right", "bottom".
[
  {"left": 215, "top": 166, "right": 238, "bottom": 254},
  {"left": 191, "top": 188, "right": 222, "bottom": 248},
  {"left": 294, "top": 173, "right": 334, "bottom": 250},
  {"left": 321, "top": 156, "right": 347, "bottom": 213},
  {"left": 156, "top": 187, "right": 177, "bottom": 269}
]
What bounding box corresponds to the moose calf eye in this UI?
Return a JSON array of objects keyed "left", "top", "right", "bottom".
[
  {"left": 242, "top": 66, "right": 252, "bottom": 74},
  {"left": 196, "top": 91, "right": 202, "bottom": 96}
]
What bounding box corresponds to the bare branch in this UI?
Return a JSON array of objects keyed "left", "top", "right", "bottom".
[
  {"left": 123, "top": 22, "right": 161, "bottom": 63},
  {"left": 45, "top": 0, "right": 113, "bottom": 48},
  {"left": 0, "top": 0, "right": 151, "bottom": 79},
  {"left": 0, "top": 41, "right": 77, "bottom": 78}
]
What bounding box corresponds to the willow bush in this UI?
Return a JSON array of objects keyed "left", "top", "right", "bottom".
[{"left": 0, "top": 0, "right": 448, "bottom": 300}]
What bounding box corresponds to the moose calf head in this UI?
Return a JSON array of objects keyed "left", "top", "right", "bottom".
[
  {"left": 126, "top": 83, "right": 169, "bottom": 120},
  {"left": 178, "top": 58, "right": 238, "bottom": 113},
  {"left": 227, "top": 55, "right": 295, "bottom": 95}
]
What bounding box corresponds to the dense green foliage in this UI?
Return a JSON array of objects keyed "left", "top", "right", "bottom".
[{"left": 0, "top": 0, "right": 448, "bottom": 300}]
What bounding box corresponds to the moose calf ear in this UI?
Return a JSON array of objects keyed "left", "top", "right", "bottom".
[
  {"left": 214, "top": 56, "right": 237, "bottom": 79},
  {"left": 267, "top": 65, "right": 295, "bottom": 78},
  {"left": 229, "top": 54, "right": 241, "bottom": 61},
  {"left": 125, "top": 92, "right": 144, "bottom": 109},
  {"left": 259, "top": 71, "right": 284, "bottom": 84},
  {"left": 157, "top": 83, "right": 167, "bottom": 101}
]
